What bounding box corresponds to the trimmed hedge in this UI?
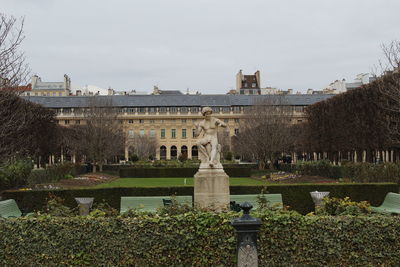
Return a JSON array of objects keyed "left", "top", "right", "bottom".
[
  {"left": 119, "top": 167, "right": 251, "bottom": 178},
  {"left": 2, "top": 183, "right": 397, "bottom": 214},
  {"left": 280, "top": 161, "right": 400, "bottom": 183},
  {"left": 0, "top": 213, "right": 400, "bottom": 266}
]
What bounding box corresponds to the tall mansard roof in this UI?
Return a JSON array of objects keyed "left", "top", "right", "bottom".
[{"left": 23, "top": 94, "right": 335, "bottom": 108}]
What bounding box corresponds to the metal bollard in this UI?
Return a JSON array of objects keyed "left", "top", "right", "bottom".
[{"left": 231, "top": 202, "right": 262, "bottom": 267}]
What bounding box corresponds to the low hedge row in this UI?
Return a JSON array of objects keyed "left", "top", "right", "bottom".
[
  {"left": 2, "top": 183, "right": 397, "bottom": 214},
  {"left": 1, "top": 213, "right": 399, "bottom": 266},
  {"left": 119, "top": 167, "right": 251, "bottom": 178},
  {"left": 280, "top": 160, "right": 400, "bottom": 183}
]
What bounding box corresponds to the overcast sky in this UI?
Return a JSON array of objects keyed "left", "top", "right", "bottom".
[{"left": 3, "top": 0, "right": 400, "bottom": 93}]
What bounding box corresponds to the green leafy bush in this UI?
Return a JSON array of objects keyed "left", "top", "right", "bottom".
[
  {"left": 316, "top": 196, "right": 371, "bottom": 216},
  {"left": 37, "top": 194, "right": 76, "bottom": 217},
  {"left": 27, "top": 163, "right": 87, "bottom": 186},
  {"left": 0, "top": 159, "right": 33, "bottom": 190},
  {"left": 0, "top": 212, "right": 400, "bottom": 266},
  {"left": 2, "top": 183, "right": 397, "bottom": 215}
]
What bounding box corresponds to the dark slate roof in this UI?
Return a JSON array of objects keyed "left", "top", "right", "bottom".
[
  {"left": 23, "top": 94, "right": 335, "bottom": 108},
  {"left": 159, "top": 90, "right": 183, "bottom": 95}
]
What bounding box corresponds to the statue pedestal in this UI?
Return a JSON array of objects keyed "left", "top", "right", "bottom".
[{"left": 194, "top": 167, "right": 230, "bottom": 211}]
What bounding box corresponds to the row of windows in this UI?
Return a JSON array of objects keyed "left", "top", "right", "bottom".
[
  {"left": 56, "top": 106, "right": 243, "bottom": 114},
  {"left": 55, "top": 106, "right": 306, "bottom": 114},
  {"left": 126, "top": 118, "right": 240, "bottom": 124},
  {"left": 60, "top": 118, "right": 240, "bottom": 125},
  {"left": 26, "top": 92, "right": 64, "bottom": 97},
  {"left": 127, "top": 128, "right": 239, "bottom": 139}
]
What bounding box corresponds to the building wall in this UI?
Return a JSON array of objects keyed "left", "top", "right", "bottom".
[{"left": 54, "top": 105, "right": 307, "bottom": 160}]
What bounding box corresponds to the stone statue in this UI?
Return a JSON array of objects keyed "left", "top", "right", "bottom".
[{"left": 195, "top": 107, "right": 227, "bottom": 168}]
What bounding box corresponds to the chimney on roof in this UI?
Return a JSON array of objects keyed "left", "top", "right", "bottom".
[
  {"left": 76, "top": 90, "right": 82, "bottom": 96},
  {"left": 307, "top": 89, "right": 313, "bottom": 94}
]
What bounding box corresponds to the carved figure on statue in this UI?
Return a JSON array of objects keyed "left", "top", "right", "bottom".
[{"left": 195, "top": 107, "right": 227, "bottom": 168}]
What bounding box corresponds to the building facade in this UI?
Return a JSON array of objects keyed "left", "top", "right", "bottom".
[
  {"left": 26, "top": 94, "right": 334, "bottom": 161},
  {"left": 23, "top": 74, "right": 71, "bottom": 96}
]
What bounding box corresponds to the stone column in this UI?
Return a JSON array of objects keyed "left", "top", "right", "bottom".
[
  {"left": 124, "top": 146, "right": 129, "bottom": 161},
  {"left": 61, "top": 147, "right": 64, "bottom": 163},
  {"left": 166, "top": 146, "right": 171, "bottom": 160}
]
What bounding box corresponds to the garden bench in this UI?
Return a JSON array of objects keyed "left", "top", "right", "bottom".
[
  {"left": 370, "top": 192, "right": 400, "bottom": 214},
  {"left": 120, "top": 196, "right": 192, "bottom": 213},
  {"left": 0, "top": 199, "right": 33, "bottom": 218},
  {"left": 230, "top": 194, "right": 283, "bottom": 210}
]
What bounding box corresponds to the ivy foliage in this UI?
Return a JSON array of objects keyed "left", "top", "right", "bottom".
[{"left": 0, "top": 210, "right": 399, "bottom": 266}]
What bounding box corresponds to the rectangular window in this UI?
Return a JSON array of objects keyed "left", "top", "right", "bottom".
[
  {"left": 150, "top": 129, "right": 155, "bottom": 137},
  {"left": 127, "top": 108, "right": 135, "bottom": 113},
  {"left": 138, "top": 107, "right": 146, "bottom": 113},
  {"left": 180, "top": 107, "right": 188, "bottom": 113},
  {"left": 140, "top": 129, "right": 145, "bottom": 136},
  {"left": 160, "top": 119, "right": 165, "bottom": 124},
  {"left": 224, "top": 119, "right": 229, "bottom": 123},
  {"left": 182, "top": 129, "right": 187, "bottom": 139},
  {"left": 181, "top": 119, "right": 186, "bottom": 123},
  {"left": 170, "top": 107, "right": 177, "bottom": 113},
  {"left": 139, "top": 119, "right": 144, "bottom": 124},
  {"left": 233, "top": 106, "right": 241, "bottom": 113},
  {"left": 161, "top": 129, "right": 166, "bottom": 139},
  {"left": 171, "top": 129, "right": 176, "bottom": 139},
  {"left": 191, "top": 107, "right": 199, "bottom": 113},
  {"left": 159, "top": 107, "right": 167, "bottom": 113},
  {"left": 234, "top": 128, "right": 239, "bottom": 135},
  {"left": 212, "top": 107, "right": 220, "bottom": 113},
  {"left": 76, "top": 120, "right": 80, "bottom": 125},
  {"left": 150, "top": 119, "right": 155, "bottom": 124},
  {"left": 234, "top": 118, "right": 240, "bottom": 123},
  {"left": 65, "top": 120, "right": 70, "bottom": 125},
  {"left": 128, "top": 130, "right": 134, "bottom": 137},
  {"left": 192, "top": 128, "right": 196, "bottom": 138},
  {"left": 222, "top": 107, "right": 230, "bottom": 113},
  {"left": 148, "top": 107, "right": 156, "bottom": 113},
  {"left": 128, "top": 120, "right": 133, "bottom": 124}
]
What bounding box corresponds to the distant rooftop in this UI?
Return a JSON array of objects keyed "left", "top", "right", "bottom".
[{"left": 23, "top": 94, "right": 335, "bottom": 108}]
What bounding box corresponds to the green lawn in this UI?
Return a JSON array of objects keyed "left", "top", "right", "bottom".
[{"left": 95, "top": 177, "right": 266, "bottom": 188}]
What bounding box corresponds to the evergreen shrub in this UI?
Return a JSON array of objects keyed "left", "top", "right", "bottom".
[
  {"left": 27, "top": 163, "right": 87, "bottom": 186},
  {"left": 0, "top": 212, "right": 399, "bottom": 266},
  {"left": 0, "top": 159, "right": 33, "bottom": 191},
  {"left": 2, "top": 183, "right": 397, "bottom": 215}
]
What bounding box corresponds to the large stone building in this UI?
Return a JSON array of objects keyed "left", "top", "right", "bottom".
[{"left": 26, "top": 94, "right": 334, "bottom": 161}]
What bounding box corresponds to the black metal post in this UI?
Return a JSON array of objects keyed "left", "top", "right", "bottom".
[{"left": 231, "top": 202, "right": 262, "bottom": 267}]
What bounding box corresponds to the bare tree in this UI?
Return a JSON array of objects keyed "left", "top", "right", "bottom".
[
  {"left": 0, "top": 14, "right": 29, "bottom": 88},
  {"left": 127, "top": 134, "right": 158, "bottom": 160},
  {"left": 374, "top": 40, "right": 400, "bottom": 145},
  {"left": 233, "top": 96, "right": 294, "bottom": 169},
  {"left": 67, "top": 97, "right": 124, "bottom": 172}
]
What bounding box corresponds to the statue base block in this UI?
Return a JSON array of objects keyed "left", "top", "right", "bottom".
[{"left": 194, "top": 167, "right": 230, "bottom": 211}]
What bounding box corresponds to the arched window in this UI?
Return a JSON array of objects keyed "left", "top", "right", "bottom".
[
  {"left": 181, "top": 146, "right": 188, "bottom": 159},
  {"left": 171, "top": 146, "right": 177, "bottom": 159},
  {"left": 191, "top": 145, "right": 198, "bottom": 159},
  {"left": 160, "top": 146, "right": 167, "bottom": 160}
]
